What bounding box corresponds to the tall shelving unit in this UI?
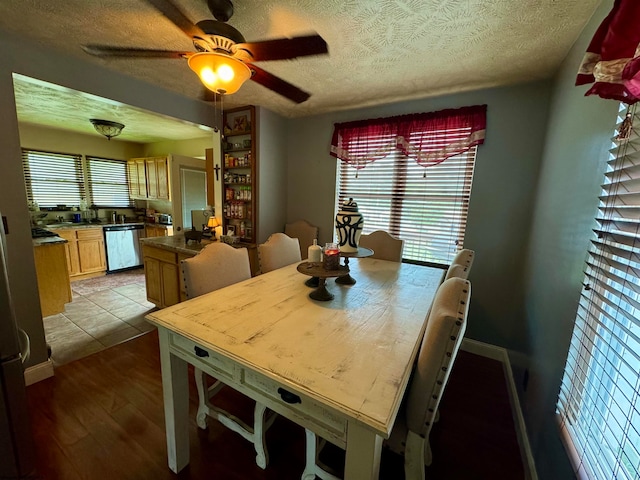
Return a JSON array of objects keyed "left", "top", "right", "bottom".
[{"left": 221, "top": 105, "right": 257, "bottom": 244}]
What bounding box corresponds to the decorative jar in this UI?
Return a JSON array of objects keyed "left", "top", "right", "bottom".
[{"left": 335, "top": 198, "right": 364, "bottom": 253}]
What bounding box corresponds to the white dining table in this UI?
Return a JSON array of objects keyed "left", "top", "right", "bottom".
[{"left": 145, "top": 257, "right": 444, "bottom": 479}]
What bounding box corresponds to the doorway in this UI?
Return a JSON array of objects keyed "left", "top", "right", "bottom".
[{"left": 180, "top": 167, "right": 207, "bottom": 229}]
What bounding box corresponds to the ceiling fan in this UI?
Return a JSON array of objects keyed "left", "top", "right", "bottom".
[{"left": 82, "top": 0, "right": 328, "bottom": 103}]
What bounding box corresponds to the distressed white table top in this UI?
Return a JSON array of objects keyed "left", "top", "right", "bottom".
[{"left": 145, "top": 258, "right": 444, "bottom": 436}]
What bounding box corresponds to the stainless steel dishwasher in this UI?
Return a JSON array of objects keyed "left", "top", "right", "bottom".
[{"left": 103, "top": 224, "right": 144, "bottom": 273}]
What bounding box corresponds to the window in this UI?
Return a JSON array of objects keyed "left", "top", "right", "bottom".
[
  {"left": 22, "top": 149, "right": 131, "bottom": 208},
  {"left": 332, "top": 106, "right": 485, "bottom": 265},
  {"left": 22, "top": 149, "right": 85, "bottom": 208},
  {"left": 87, "top": 156, "right": 132, "bottom": 208},
  {"left": 557, "top": 103, "right": 640, "bottom": 480}
]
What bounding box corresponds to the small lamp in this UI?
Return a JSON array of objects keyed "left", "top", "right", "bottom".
[
  {"left": 187, "top": 52, "right": 251, "bottom": 95},
  {"left": 205, "top": 216, "right": 219, "bottom": 239}
]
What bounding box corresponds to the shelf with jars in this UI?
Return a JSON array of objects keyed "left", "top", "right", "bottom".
[{"left": 221, "top": 105, "right": 257, "bottom": 244}]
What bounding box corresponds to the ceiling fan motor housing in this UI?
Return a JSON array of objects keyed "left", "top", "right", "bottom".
[{"left": 207, "top": 0, "right": 233, "bottom": 22}]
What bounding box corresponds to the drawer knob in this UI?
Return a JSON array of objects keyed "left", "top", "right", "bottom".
[
  {"left": 277, "top": 387, "right": 301, "bottom": 404},
  {"left": 194, "top": 346, "right": 209, "bottom": 358}
]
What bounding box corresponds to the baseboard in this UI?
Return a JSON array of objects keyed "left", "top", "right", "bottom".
[
  {"left": 461, "top": 339, "right": 538, "bottom": 480},
  {"left": 24, "top": 358, "right": 54, "bottom": 386}
]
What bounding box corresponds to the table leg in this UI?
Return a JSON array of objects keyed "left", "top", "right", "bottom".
[
  {"left": 158, "top": 328, "right": 190, "bottom": 473},
  {"left": 344, "top": 422, "right": 382, "bottom": 480}
]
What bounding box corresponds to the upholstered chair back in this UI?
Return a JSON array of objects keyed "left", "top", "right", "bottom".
[
  {"left": 284, "top": 219, "right": 319, "bottom": 260},
  {"left": 181, "top": 242, "right": 251, "bottom": 299},
  {"left": 359, "top": 230, "right": 404, "bottom": 262},
  {"left": 258, "top": 233, "right": 302, "bottom": 274}
]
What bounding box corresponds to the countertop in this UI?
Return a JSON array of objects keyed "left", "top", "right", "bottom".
[
  {"left": 43, "top": 222, "right": 146, "bottom": 230},
  {"left": 140, "top": 234, "right": 216, "bottom": 256},
  {"left": 33, "top": 236, "right": 68, "bottom": 246}
]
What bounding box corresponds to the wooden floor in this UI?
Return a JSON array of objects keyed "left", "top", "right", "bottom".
[{"left": 26, "top": 330, "right": 525, "bottom": 479}]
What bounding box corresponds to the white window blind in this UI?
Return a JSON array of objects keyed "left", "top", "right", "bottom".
[
  {"left": 22, "top": 149, "right": 85, "bottom": 208},
  {"left": 336, "top": 147, "right": 476, "bottom": 265},
  {"left": 557, "top": 103, "right": 640, "bottom": 480},
  {"left": 87, "top": 156, "right": 132, "bottom": 208}
]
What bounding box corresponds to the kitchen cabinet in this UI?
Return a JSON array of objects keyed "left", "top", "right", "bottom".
[
  {"left": 142, "top": 245, "right": 182, "bottom": 308},
  {"left": 127, "top": 156, "right": 170, "bottom": 200},
  {"left": 127, "top": 158, "right": 146, "bottom": 198},
  {"left": 33, "top": 241, "right": 72, "bottom": 317},
  {"left": 222, "top": 106, "right": 257, "bottom": 244},
  {"left": 145, "top": 224, "right": 173, "bottom": 238},
  {"left": 56, "top": 227, "right": 106, "bottom": 279}
]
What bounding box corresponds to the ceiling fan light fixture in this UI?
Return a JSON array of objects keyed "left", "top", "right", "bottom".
[
  {"left": 90, "top": 119, "right": 125, "bottom": 140},
  {"left": 188, "top": 52, "right": 251, "bottom": 95}
]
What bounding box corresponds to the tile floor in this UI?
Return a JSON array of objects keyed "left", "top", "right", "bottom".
[{"left": 43, "top": 269, "right": 157, "bottom": 365}]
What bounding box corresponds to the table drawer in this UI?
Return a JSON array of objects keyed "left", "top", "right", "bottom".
[
  {"left": 242, "top": 370, "right": 347, "bottom": 442},
  {"left": 169, "top": 334, "right": 234, "bottom": 380}
]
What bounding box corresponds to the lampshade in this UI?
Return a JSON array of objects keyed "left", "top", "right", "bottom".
[
  {"left": 188, "top": 52, "right": 251, "bottom": 95},
  {"left": 207, "top": 216, "right": 219, "bottom": 228},
  {"left": 90, "top": 119, "right": 125, "bottom": 140}
]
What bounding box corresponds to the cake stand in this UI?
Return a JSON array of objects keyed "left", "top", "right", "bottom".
[{"left": 297, "top": 262, "right": 350, "bottom": 301}]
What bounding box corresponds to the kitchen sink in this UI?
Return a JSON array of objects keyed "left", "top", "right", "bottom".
[{"left": 45, "top": 222, "right": 75, "bottom": 227}]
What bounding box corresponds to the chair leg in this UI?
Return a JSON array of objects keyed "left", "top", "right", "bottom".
[
  {"left": 253, "top": 402, "right": 270, "bottom": 469},
  {"left": 404, "top": 430, "right": 426, "bottom": 480},
  {"left": 194, "top": 367, "right": 208, "bottom": 429},
  {"left": 301, "top": 429, "right": 341, "bottom": 480}
]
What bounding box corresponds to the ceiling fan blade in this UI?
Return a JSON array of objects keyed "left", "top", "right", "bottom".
[
  {"left": 235, "top": 34, "right": 328, "bottom": 62},
  {"left": 82, "top": 45, "right": 191, "bottom": 58},
  {"left": 146, "top": 0, "right": 205, "bottom": 38},
  {"left": 248, "top": 64, "right": 311, "bottom": 103}
]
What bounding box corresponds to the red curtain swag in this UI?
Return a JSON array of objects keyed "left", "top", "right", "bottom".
[
  {"left": 330, "top": 105, "right": 487, "bottom": 172},
  {"left": 576, "top": 0, "right": 640, "bottom": 104}
]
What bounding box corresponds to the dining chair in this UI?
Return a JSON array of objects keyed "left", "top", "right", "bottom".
[
  {"left": 258, "top": 232, "right": 302, "bottom": 274},
  {"left": 358, "top": 230, "right": 404, "bottom": 262},
  {"left": 444, "top": 248, "right": 474, "bottom": 280},
  {"left": 302, "top": 276, "right": 471, "bottom": 480},
  {"left": 181, "top": 242, "right": 276, "bottom": 469},
  {"left": 284, "top": 219, "right": 319, "bottom": 259}
]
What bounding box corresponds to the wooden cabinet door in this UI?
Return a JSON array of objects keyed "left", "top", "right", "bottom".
[
  {"left": 146, "top": 158, "right": 159, "bottom": 199},
  {"left": 155, "top": 157, "right": 170, "bottom": 200},
  {"left": 136, "top": 158, "right": 147, "bottom": 197},
  {"left": 127, "top": 160, "right": 141, "bottom": 198},
  {"left": 144, "top": 256, "right": 162, "bottom": 305},
  {"left": 56, "top": 229, "right": 80, "bottom": 276},
  {"left": 161, "top": 261, "right": 180, "bottom": 307},
  {"left": 77, "top": 228, "right": 106, "bottom": 273}
]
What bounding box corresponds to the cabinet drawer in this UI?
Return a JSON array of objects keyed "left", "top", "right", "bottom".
[
  {"left": 142, "top": 245, "right": 177, "bottom": 263},
  {"left": 242, "top": 370, "right": 347, "bottom": 441},
  {"left": 77, "top": 228, "right": 103, "bottom": 240},
  {"left": 169, "top": 334, "right": 234, "bottom": 380}
]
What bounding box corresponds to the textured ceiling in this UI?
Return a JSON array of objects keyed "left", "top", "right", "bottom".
[{"left": 1, "top": 0, "right": 601, "bottom": 142}]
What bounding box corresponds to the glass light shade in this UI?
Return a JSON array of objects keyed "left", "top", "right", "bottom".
[
  {"left": 207, "top": 216, "right": 219, "bottom": 228},
  {"left": 188, "top": 53, "right": 251, "bottom": 95},
  {"left": 90, "top": 119, "right": 125, "bottom": 140}
]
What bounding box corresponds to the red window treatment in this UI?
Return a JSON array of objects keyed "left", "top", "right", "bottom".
[
  {"left": 330, "top": 105, "right": 487, "bottom": 170},
  {"left": 576, "top": 0, "right": 640, "bottom": 104}
]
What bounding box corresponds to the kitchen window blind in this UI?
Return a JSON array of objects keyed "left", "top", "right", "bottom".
[
  {"left": 335, "top": 146, "right": 476, "bottom": 265},
  {"left": 556, "top": 103, "right": 640, "bottom": 480},
  {"left": 86, "top": 156, "right": 132, "bottom": 208},
  {"left": 22, "top": 149, "right": 85, "bottom": 208}
]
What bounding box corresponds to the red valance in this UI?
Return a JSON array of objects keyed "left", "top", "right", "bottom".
[
  {"left": 576, "top": 0, "right": 640, "bottom": 104},
  {"left": 330, "top": 105, "right": 487, "bottom": 170}
]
